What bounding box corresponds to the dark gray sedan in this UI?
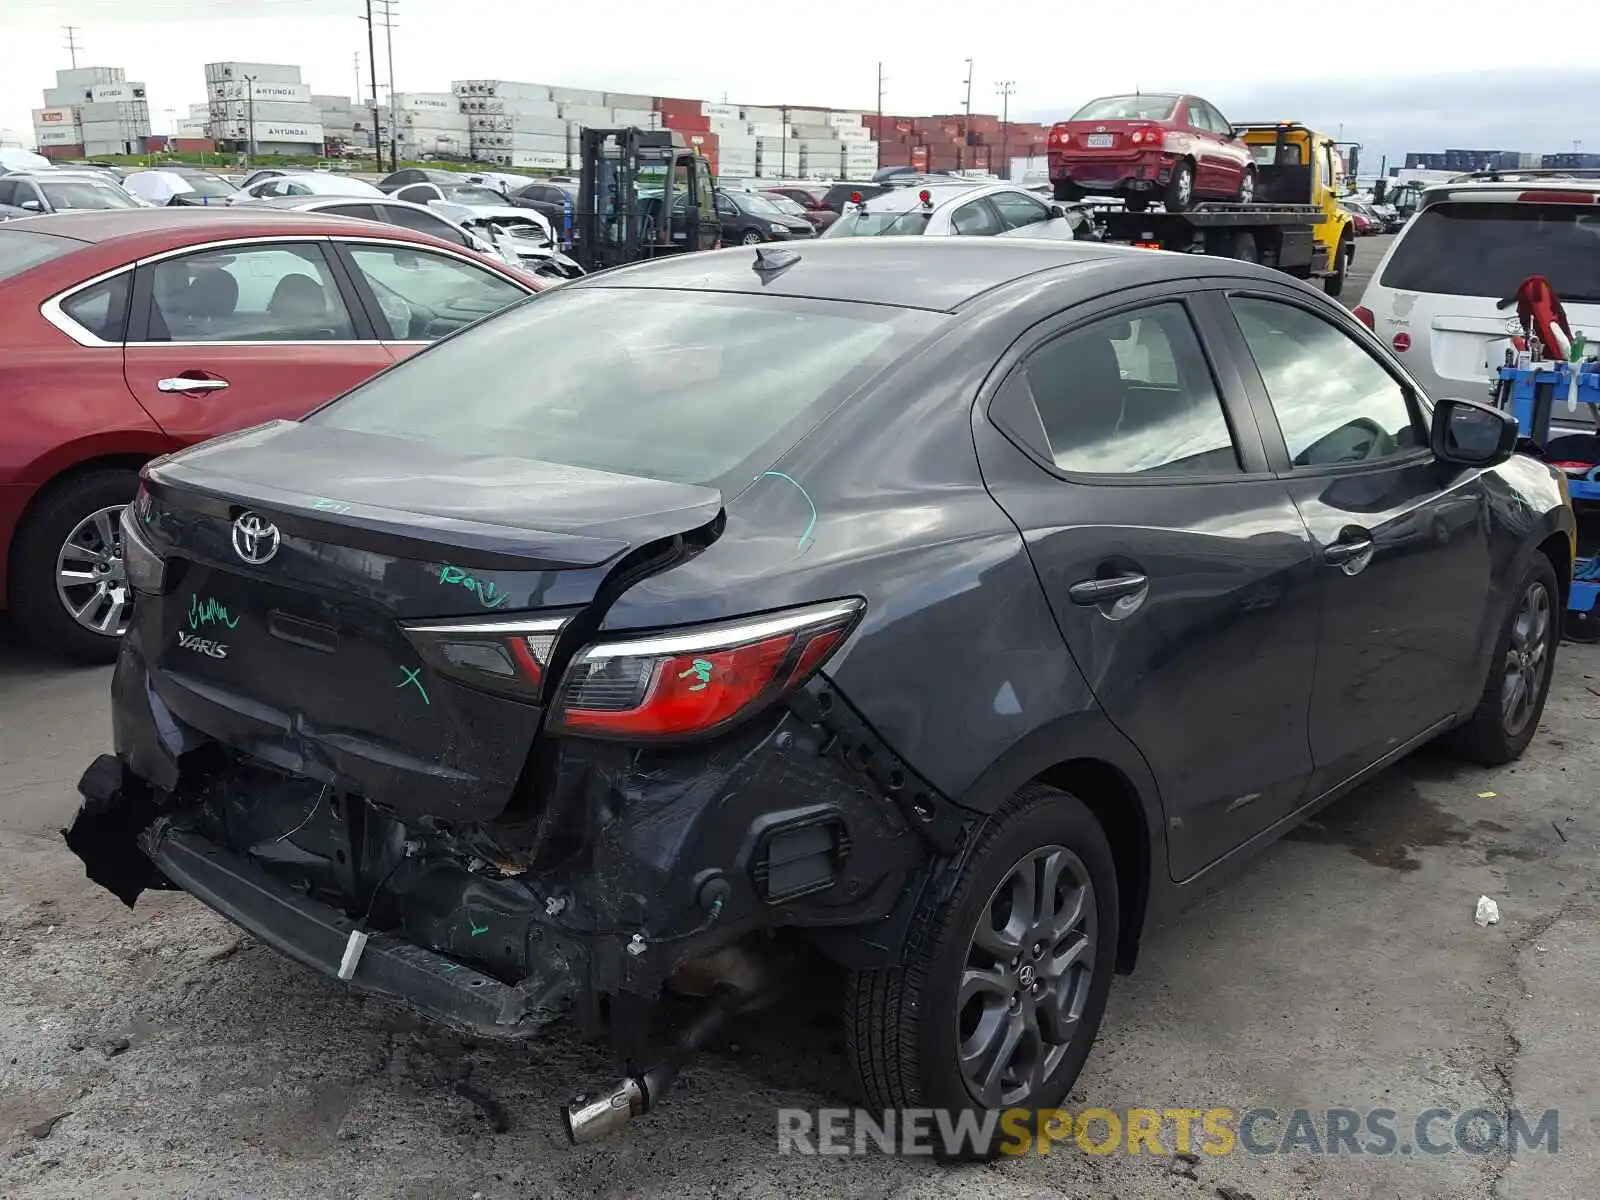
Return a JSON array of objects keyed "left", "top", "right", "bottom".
[{"left": 69, "top": 238, "right": 1571, "bottom": 1156}]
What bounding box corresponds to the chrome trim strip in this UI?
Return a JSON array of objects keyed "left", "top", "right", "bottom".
[
  {"left": 582, "top": 600, "right": 864, "bottom": 660},
  {"left": 402, "top": 614, "right": 570, "bottom": 636}
]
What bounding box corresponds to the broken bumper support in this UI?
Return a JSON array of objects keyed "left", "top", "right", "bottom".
[{"left": 140, "top": 819, "right": 573, "bottom": 1040}]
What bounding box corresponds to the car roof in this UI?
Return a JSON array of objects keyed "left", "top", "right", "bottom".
[
  {"left": 569, "top": 237, "right": 1239, "bottom": 312},
  {"left": 854, "top": 181, "right": 1026, "bottom": 213},
  {"left": 1417, "top": 177, "right": 1600, "bottom": 210},
  {"left": 0, "top": 207, "right": 464, "bottom": 253}
]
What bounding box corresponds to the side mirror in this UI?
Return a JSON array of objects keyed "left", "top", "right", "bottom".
[
  {"left": 1431, "top": 397, "right": 1518, "bottom": 468},
  {"left": 1049, "top": 203, "right": 1068, "bottom": 219},
  {"left": 20, "top": 199, "right": 43, "bottom": 212}
]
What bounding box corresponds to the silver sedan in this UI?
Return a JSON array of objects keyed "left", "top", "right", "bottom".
[{"left": 822, "top": 181, "right": 1088, "bottom": 241}]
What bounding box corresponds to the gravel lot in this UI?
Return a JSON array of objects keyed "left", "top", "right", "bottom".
[{"left": 7, "top": 230, "right": 1599, "bottom": 1199}]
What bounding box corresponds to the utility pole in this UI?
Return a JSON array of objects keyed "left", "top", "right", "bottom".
[
  {"left": 375, "top": 0, "right": 398, "bottom": 168},
  {"left": 243, "top": 74, "right": 257, "bottom": 166},
  {"left": 995, "top": 80, "right": 1014, "bottom": 179},
  {"left": 960, "top": 58, "right": 973, "bottom": 172},
  {"left": 360, "top": 0, "right": 384, "bottom": 170},
  {"left": 353, "top": 52, "right": 362, "bottom": 107},
  {"left": 876, "top": 62, "right": 885, "bottom": 125},
  {"left": 63, "top": 26, "right": 80, "bottom": 68},
  {"left": 780, "top": 103, "right": 790, "bottom": 179}
]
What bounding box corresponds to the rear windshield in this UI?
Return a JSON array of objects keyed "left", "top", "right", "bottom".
[
  {"left": 1380, "top": 201, "right": 1600, "bottom": 303},
  {"left": 823, "top": 210, "right": 931, "bottom": 237},
  {"left": 0, "top": 229, "right": 77, "bottom": 281},
  {"left": 310, "top": 288, "right": 941, "bottom": 487},
  {"left": 1070, "top": 94, "right": 1179, "bottom": 122},
  {"left": 39, "top": 180, "right": 140, "bottom": 210},
  {"left": 183, "top": 175, "right": 237, "bottom": 197}
]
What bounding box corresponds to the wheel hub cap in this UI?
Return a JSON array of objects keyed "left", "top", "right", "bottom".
[
  {"left": 1500, "top": 580, "right": 1550, "bottom": 737},
  {"left": 956, "top": 844, "right": 1097, "bottom": 1108},
  {"left": 55, "top": 504, "right": 131, "bottom": 637}
]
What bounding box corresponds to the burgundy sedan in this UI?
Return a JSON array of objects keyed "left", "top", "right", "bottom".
[
  {"left": 0, "top": 208, "right": 542, "bottom": 662},
  {"left": 1047, "top": 92, "right": 1254, "bottom": 212}
]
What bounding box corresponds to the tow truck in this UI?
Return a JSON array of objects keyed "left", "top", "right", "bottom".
[
  {"left": 571, "top": 127, "right": 720, "bottom": 273},
  {"left": 1093, "top": 122, "right": 1359, "bottom": 297}
]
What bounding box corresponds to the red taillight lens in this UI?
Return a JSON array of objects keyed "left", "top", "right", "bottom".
[
  {"left": 550, "top": 599, "right": 863, "bottom": 740},
  {"left": 1392, "top": 332, "right": 1411, "bottom": 352},
  {"left": 402, "top": 613, "right": 569, "bottom": 702},
  {"left": 1517, "top": 190, "right": 1596, "bottom": 204},
  {"left": 1128, "top": 127, "right": 1163, "bottom": 146},
  {"left": 1353, "top": 305, "right": 1375, "bottom": 331}
]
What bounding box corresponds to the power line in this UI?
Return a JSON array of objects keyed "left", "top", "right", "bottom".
[{"left": 63, "top": 25, "right": 81, "bottom": 68}]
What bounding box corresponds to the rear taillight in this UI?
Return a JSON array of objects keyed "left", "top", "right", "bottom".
[
  {"left": 121, "top": 486, "right": 169, "bottom": 594},
  {"left": 402, "top": 613, "right": 569, "bottom": 703},
  {"left": 550, "top": 598, "right": 863, "bottom": 740},
  {"left": 1048, "top": 128, "right": 1064, "bottom": 145},
  {"left": 1353, "top": 305, "right": 1375, "bottom": 331},
  {"left": 1129, "top": 128, "right": 1162, "bottom": 145}
]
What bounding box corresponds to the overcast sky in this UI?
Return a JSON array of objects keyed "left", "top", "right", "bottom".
[{"left": 5, "top": 0, "right": 1599, "bottom": 173}]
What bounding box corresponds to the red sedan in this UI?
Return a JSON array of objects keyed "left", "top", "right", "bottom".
[
  {"left": 0, "top": 208, "right": 543, "bottom": 662},
  {"left": 1047, "top": 92, "right": 1254, "bottom": 213}
]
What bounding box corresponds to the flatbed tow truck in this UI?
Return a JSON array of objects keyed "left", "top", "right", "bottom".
[{"left": 1092, "top": 121, "right": 1359, "bottom": 297}]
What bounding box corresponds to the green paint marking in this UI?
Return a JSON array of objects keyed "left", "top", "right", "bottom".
[
  {"left": 311, "top": 497, "right": 353, "bottom": 514},
  {"left": 188, "top": 594, "right": 241, "bottom": 631},
  {"left": 677, "top": 658, "right": 714, "bottom": 692},
  {"left": 438, "top": 564, "right": 510, "bottom": 609},
  {"left": 468, "top": 920, "right": 489, "bottom": 937},
  {"left": 397, "top": 666, "right": 431, "bottom": 706},
  {"left": 754, "top": 471, "right": 818, "bottom": 550},
  {"left": 442, "top": 963, "right": 462, "bottom": 973}
]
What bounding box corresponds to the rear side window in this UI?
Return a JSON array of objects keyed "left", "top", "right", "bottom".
[
  {"left": 312, "top": 288, "right": 942, "bottom": 488},
  {"left": 824, "top": 209, "right": 931, "bottom": 237},
  {"left": 0, "top": 230, "right": 77, "bottom": 281},
  {"left": 60, "top": 273, "right": 132, "bottom": 342},
  {"left": 1380, "top": 201, "right": 1600, "bottom": 301},
  {"left": 1019, "top": 303, "right": 1241, "bottom": 476}
]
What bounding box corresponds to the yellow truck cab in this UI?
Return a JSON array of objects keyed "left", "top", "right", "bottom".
[{"left": 1236, "top": 122, "right": 1356, "bottom": 293}]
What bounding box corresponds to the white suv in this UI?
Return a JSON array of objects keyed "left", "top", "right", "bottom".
[{"left": 1354, "top": 174, "right": 1600, "bottom": 410}]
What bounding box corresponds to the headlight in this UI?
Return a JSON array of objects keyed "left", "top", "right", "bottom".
[
  {"left": 120, "top": 496, "right": 169, "bottom": 594},
  {"left": 770, "top": 223, "right": 784, "bottom": 234}
]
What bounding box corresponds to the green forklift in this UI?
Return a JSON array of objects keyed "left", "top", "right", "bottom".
[{"left": 572, "top": 127, "right": 720, "bottom": 272}]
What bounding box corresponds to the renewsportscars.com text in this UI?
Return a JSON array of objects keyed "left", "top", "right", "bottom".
[{"left": 777, "top": 1106, "right": 1560, "bottom": 1157}]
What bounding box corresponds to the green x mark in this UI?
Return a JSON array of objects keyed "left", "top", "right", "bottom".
[
  {"left": 397, "top": 666, "right": 430, "bottom": 706},
  {"left": 469, "top": 919, "right": 489, "bottom": 937}
]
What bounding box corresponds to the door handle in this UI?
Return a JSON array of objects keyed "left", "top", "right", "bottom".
[
  {"left": 1069, "top": 573, "right": 1149, "bottom": 606},
  {"left": 1321, "top": 537, "right": 1374, "bottom": 565},
  {"left": 157, "top": 377, "right": 229, "bottom": 393}
]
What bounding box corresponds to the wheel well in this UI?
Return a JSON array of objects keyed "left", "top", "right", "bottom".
[
  {"left": 5, "top": 454, "right": 151, "bottom": 603},
  {"left": 1033, "top": 758, "right": 1151, "bottom": 974},
  {"left": 1538, "top": 531, "right": 1572, "bottom": 598}
]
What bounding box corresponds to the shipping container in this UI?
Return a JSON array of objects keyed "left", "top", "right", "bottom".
[
  {"left": 557, "top": 103, "right": 612, "bottom": 126},
  {"left": 213, "top": 101, "right": 320, "bottom": 125},
  {"left": 206, "top": 62, "right": 302, "bottom": 85},
  {"left": 211, "top": 81, "right": 308, "bottom": 103},
  {"left": 453, "top": 80, "right": 552, "bottom": 101},
  {"left": 31, "top": 107, "right": 77, "bottom": 127},
  {"left": 57, "top": 66, "right": 124, "bottom": 87},
  {"left": 549, "top": 86, "right": 606, "bottom": 107},
  {"left": 655, "top": 95, "right": 702, "bottom": 112},
  {"left": 703, "top": 103, "right": 739, "bottom": 120},
  {"left": 663, "top": 112, "right": 711, "bottom": 134},
  {"left": 826, "top": 111, "right": 863, "bottom": 127},
  {"left": 610, "top": 108, "right": 657, "bottom": 127},
  {"left": 742, "top": 106, "right": 784, "bottom": 122},
  {"left": 32, "top": 127, "right": 82, "bottom": 147},
  {"left": 603, "top": 92, "right": 654, "bottom": 110},
  {"left": 389, "top": 91, "right": 458, "bottom": 112},
  {"left": 469, "top": 114, "right": 567, "bottom": 136},
  {"left": 87, "top": 83, "right": 145, "bottom": 103},
  {"left": 39, "top": 143, "right": 87, "bottom": 160},
  {"left": 471, "top": 132, "right": 569, "bottom": 152},
  {"left": 504, "top": 150, "right": 570, "bottom": 169}
]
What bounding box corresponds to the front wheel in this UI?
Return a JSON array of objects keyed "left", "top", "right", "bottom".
[
  {"left": 740, "top": 229, "right": 764, "bottom": 246},
  {"left": 844, "top": 783, "right": 1118, "bottom": 1161},
  {"left": 1235, "top": 167, "right": 1256, "bottom": 205},
  {"left": 8, "top": 468, "right": 141, "bottom": 664},
  {"left": 1443, "top": 554, "right": 1559, "bottom": 764},
  {"left": 1323, "top": 234, "right": 1353, "bottom": 297}
]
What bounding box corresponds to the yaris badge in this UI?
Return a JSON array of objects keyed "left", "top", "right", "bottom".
[{"left": 232, "top": 511, "right": 280, "bottom": 565}]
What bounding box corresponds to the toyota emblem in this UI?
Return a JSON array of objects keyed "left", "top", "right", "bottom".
[{"left": 232, "top": 511, "right": 281, "bottom": 565}]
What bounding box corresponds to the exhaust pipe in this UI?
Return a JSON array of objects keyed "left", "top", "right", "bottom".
[{"left": 562, "top": 983, "right": 747, "bottom": 1145}]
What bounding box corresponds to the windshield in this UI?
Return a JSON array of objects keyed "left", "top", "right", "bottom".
[
  {"left": 39, "top": 180, "right": 139, "bottom": 210},
  {"left": 822, "top": 209, "right": 932, "bottom": 237},
  {"left": 182, "top": 175, "right": 237, "bottom": 197},
  {"left": 732, "top": 192, "right": 784, "bottom": 216},
  {"left": 1380, "top": 201, "right": 1600, "bottom": 303},
  {"left": 311, "top": 288, "right": 941, "bottom": 488},
  {"left": 0, "top": 229, "right": 76, "bottom": 281},
  {"left": 1070, "top": 94, "right": 1179, "bottom": 122},
  {"left": 446, "top": 185, "right": 512, "bottom": 206},
  {"left": 763, "top": 195, "right": 807, "bottom": 217}
]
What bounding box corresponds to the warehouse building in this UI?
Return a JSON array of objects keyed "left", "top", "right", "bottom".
[
  {"left": 32, "top": 66, "right": 152, "bottom": 159},
  {"left": 205, "top": 62, "right": 325, "bottom": 156},
  {"left": 1541, "top": 151, "right": 1600, "bottom": 169}
]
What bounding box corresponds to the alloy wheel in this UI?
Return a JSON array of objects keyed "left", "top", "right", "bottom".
[
  {"left": 1501, "top": 579, "right": 1551, "bottom": 737},
  {"left": 1238, "top": 171, "right": 1255, "bottom": 204},
  {"left": 741, "top": 230, "right": 764, "bottom": 246},
  {"left": 956, "top": 844, "right": 1097, "bottom": 1108},
  {"left": 1174, "top": 167, "right": 1193, "bottom": 207},
  {"left": 55, "top": 504, "right": 130, "bottom": 637}
]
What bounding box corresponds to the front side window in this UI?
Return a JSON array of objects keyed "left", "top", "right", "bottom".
[
  {"left": 989, "top": 190, "right": 1051, "bottom": 231},
  {"left": 376, "top": 204, "right": 469, "bottom": 245},
  {"left": 146, "top": 243, "right": 356, "bottom": 342},
  {"left": 312, "top": 288, "right": 940, "bottom": 488},
  {"left": 1019, "top": 303, "right": 1240, "bottom": 476},
  {"left": 1229, "top": 296, "right": 1422, "bottom": 468},
  {"left": 344, "top": 243, "right": 525, "bottom": 339},
  {"left": 949, "top": 199, "right": 1002, "bottom": 236}
]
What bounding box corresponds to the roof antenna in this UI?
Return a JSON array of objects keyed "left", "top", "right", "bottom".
[{"left": 751, "top": 246, "right": 801, "bottom": 276}]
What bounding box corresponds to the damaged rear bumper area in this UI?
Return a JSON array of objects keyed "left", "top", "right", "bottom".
[{"left": 64, "top": 648, "right": 965, "bottom": 1049}]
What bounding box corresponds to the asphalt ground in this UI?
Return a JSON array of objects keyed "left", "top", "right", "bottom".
[{"left": 6, "top": 227, "right": 1600, "bottom": 1200}]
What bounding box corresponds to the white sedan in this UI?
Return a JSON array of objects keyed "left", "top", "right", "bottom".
[
  {"left": 227, "top": 172, "right": 386, "bottom": 204},
  {"left": 823, "top": 181, "right": 1087, "bottom": 241}
]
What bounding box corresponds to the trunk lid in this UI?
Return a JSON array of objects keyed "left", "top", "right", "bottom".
[{"left": 138, "top": 420, "right": 722, "bottom": 823}]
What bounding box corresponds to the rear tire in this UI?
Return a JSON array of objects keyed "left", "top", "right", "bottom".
[
  {"left": 1227, "top": 232, "right": 1259, "bottom": 263},
  {"left": 1162, "top": 160, "right": 1195, "bottom": 212},
  {"left": 1235, "top": 167, "right": 1256, "bottom": 205},
  {"left": 1443, "top": 554, "right": 1559, "bottom": 765},
  {"left": 844, "top": 782, "right": 1118, "bottom": 1162},
  {"left": 9, "top": 468, "right": 140, "bottom": 665},
  {"left": 1052, "top": 179, "right": 1084, "bottom": 202}
]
